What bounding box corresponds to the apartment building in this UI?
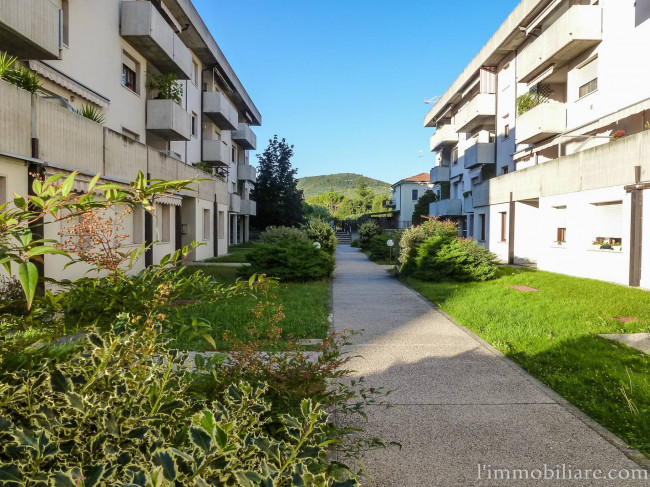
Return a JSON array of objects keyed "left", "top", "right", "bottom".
[
  {"left": 388, "top": 172, "right": 433, "bottom": 229},
  {"left": 425, "top": 0, "right": 650, "bottom": 287},
  {"left": 0, "top": 0, "right": 259, "bottom": 279}
]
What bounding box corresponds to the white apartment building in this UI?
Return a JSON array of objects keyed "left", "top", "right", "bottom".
[
  {"left": 0, "top": 0, "right": 259, "bottom": 279},
  {"left": 388, "top": 172, "right": 433, "bottom": 229},
  {"left": 425, "top": 0, "right": 650, "bottom": 288}
]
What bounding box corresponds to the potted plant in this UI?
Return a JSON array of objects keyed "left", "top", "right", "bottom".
[{"left": 147, "top": 73, "right": 183, "bottom": 103}]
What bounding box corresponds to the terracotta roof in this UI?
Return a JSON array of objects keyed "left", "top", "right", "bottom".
[{"left": 403, "top": 172, "right": 430, "bottom": 183}]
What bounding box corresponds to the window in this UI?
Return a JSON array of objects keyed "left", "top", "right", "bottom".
[
  {"left": 0, "top": 176, "right": 6, "bottom": 204},
  {"left": 160, "top": 205, "right": 170, "bottom": 243},
  {"left": 412, "top": 189, "right": 419, "bottom": 201},
  {"left": 468, "top": 214, "right": 474, "bottom": 238},
  {"left": 503, "top": 124, "right": 510, "bottom": 140},
  {"left": 489, "top": 131, "right": 496, "bottom": 143},
  {"left": 218, "top": 211, "right": 225, "bottom": 238},
  {"left": 61, "top": 0, "right": 69, "bottom": 46},
  {"left": 502, "top": 166, "right": 509, "bottom": 175},
  {"left": 231, "top": 145, "right": 236, "bottom": 163},
  {"left": 452, "top": 147, "right": 459, "bottom": 166},
  {"left": 122, "top": 52, "right": 139, "bottom": 94},
  {"left": 500, "top": 212, "right": 507, "bottom": 242},
  {"left": 192, "top": 60, "right": 199, "bottom": 86},
  {"left": 132, "top": 207, "right": 144, "bottom": 245},
  {"left": 479, "top": 214, "right": 486, "bottom": 241},
  {"left": 191, "top": 112, "right": 198, "bottom": 137},
  {"left": 202, "top": 208, "right": 210, "bottom": 240},
  {"left": 556, "top": 227, "right": 566, "bottom": 243},
  {"left": 577, "top": 58, "right": 598, "bottom": 99},
  {"left": 122, "top": 128, "right": 139, "bottom": 141}
]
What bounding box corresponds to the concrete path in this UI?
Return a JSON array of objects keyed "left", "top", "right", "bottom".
[{"left": 332, "top": 246, "right": 649, "bottom": 486}]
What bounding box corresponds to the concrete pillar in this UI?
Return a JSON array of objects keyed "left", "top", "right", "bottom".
[
  {"left": 244, "top": 215, "right": 250, "bottom": 242},
  {"left": 231, "top": 214, "right": 238, "bottom": 246}
]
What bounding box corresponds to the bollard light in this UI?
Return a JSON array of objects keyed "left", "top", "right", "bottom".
[{"left": 313, "top": 242, "right": 321, "bottom": 249}]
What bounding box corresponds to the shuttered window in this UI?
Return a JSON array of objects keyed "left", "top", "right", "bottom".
[
  {"left": 577, "top": 58, "right": 598, "bottom": 99},
  {"left": 592, "top": 201, "right": 623, "bottom": 240},
  {"left": 553, "top": 206, "right": 566, "bottom": 243}
]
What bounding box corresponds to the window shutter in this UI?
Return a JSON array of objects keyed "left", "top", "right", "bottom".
[{"left": 593, "top": 203, "right": 623, "bottom": 238}]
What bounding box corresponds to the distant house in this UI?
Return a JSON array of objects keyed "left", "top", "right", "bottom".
[{"left": 389, "top": 173, "right": 433, "bottom": 229}]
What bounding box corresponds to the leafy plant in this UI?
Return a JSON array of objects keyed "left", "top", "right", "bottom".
[
  {"left": 259, "top": 225, "right": 309, "bottom": 245},
  {"left": 350, "top": 238, "right": 360, "bottom": 248},
  {"left": 0, "top": 52, "right": 17, "bottom": 78},
  {"left": 244, "top": 242, "right": 335, "bottom": 281},
  {"left": 645, "top": 121, "right": 650, "bottom": 130},
  {"left": 358, "top": 221, "right": 381, "bottom": 250},
  {"left": 398, "top": 218, "right": 458, "bottom": 273},
  {"left": 147, "top": 73, "right": 183, "bottom": 102},
  {"left": 516, "top": 91, "right": 544, "bottom": 116},
  {"left": 2, "top": 66, "right": 41, "bottom": 93},
  {"left": 412, "top": 190, "right": 438, "bottom": 226},
  {"left": 78, "top": 104, "right": 105, "bottom": 124},
  {"left": 303, "top": 218, "right": 337, "bottom": 254}
]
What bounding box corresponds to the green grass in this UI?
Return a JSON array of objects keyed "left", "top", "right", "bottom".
[
  {"left": 205, "top": 241, "right": 258, "bottom": 263},
  {"left": 174, "top": 265, "right": 331, "bottom": 350},
  {"left": 403, "top": 267, "right": 650, "bottom": 457}
]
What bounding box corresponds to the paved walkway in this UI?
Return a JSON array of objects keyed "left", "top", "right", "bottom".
[{"left": 332, "top": 246, "right": 648, "bottom": 486}]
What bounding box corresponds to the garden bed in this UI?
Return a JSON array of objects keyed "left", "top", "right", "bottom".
[{"left": 403, "top": 267, "right": 650, "bottom": 457}]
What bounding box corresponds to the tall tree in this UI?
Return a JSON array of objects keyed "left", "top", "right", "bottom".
[
  {"left": 412, "top": 190, "right": 438, "bottom": 225},
  {"left": 251, "top": 135, "right": 305, "bottom": 229}
]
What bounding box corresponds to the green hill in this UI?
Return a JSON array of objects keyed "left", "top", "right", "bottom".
[{"left": 298, "top": 173, "right": 391, "bottom": 201}]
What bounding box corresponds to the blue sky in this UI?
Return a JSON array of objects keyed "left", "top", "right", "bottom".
[{"left": 193, "top": 0, "right": 521, "bottom": 183}]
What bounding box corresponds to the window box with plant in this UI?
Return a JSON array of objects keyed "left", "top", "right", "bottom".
[{"left": 592, "top": 237, "right": 623, "bottom": 251}]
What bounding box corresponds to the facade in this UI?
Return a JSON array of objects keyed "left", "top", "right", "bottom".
[
  {"left": 425, "top": 0, "right": 650, "bottom": 287},
  {"left": 388, "top": 172, "right": 433, "bottom": 229},
  {"left": 0, "top": 0, "right": 259, "bottom": 279}
]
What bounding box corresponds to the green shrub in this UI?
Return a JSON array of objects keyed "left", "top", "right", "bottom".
[
  {"left": 399, "top": 219, "right": 458, "bottom": 274},
  {"left": 259, "top": 225, "right": 309, "bottom": 245},
  {"left": 358, "top": 221, "right": 382, "bottom": 250},
  {"left": 516, "top": 91, "right": 544, "bottom": 116},
  {"left": 0, "top": 329, "right": 363, "bottom": 486},
  {"left": 303, "top": 218, "right": 337, "bottom": 254},
  {"left": 411, "top": 237, "right": 499, "bottom": 282},
  {"left": 245, "top": 242, "right": 335, "bottom": 281},
  {"left": 350, "top": 238, "right": 360, "bottom": 248},
  {"left": 367, "top": 233, "right": 393, "bottom": 262}
]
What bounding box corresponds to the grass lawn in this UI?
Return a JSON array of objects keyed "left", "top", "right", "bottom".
[
  {"left": 205, "top": 241, "right": 257, "bottom": 263},
  {"left": 403, "top": 267, "right": 650, "bottom": 457},
  {"left": 173, "top": 265, "right": 331, "bottom": 350}
]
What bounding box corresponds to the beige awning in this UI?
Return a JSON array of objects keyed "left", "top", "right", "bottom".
[{"left": 29, "top": 61, "right": 110, "bottom": 108}]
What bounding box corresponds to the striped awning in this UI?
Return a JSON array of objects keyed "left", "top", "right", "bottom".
[{"left": 29, "top": 61, "right": 110, "bottom": 108}]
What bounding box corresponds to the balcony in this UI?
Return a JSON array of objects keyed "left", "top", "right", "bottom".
[
  {"left": 231, "top": 123, "right": 257, "bottom": 150},
  {"left": 202, "top": 140, "right": 230, "bottom": 166},
  {"left": 430, "top": 165, "right": 450, "bottom": 184},
  {"left": 463, "top": 140, "right": 495, "bottom": 169},
  {"left": 203, "top": 91, "right": 238, "bottom": 130},
  {"left": 472, "top": 181, "right": 489, "bottom": 208},
  {"left": 454, "top": 93, "right": 496, "bottom": 133},
  {"left": 0, "top": 0, "right": 60, "bottom": 59},
  {"left": 517, "top": 5, "right": 602, "bottom": 83},
  {"left": 120, "top": 1, "right": 192, "bottom": 79},
  {"left": 430, "top": 124, "right": 458, "bottom": 152},
  {"left": 229, "top": 193, "right": 241, "bottom": 213},
  {"left": 515, "top": 103, "right": 566, "bottom": 145},
  {"left": 240, "top": 199, "right": 257, "bottom": 216},
  {"left": 430, "top": 199, "right": 463, "bottom": 217},
  {"left": 146, "top": 99, "right": 191, "bottom": 141},
  {"left": 463, "top": 193, "right": 474, "bottom": 213},
  {"left": 237, "top": 164, "right": 257, "bottom": 183}
]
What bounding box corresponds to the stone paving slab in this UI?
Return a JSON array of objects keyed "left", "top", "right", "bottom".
[
  {"left": 600, "top": 333, "right": 650, "bottom": 354},
  {"left": 332, "top": 246, "right": 649, "bottom": 486}
]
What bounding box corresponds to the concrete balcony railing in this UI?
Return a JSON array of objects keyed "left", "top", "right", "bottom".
[
  {"left": 430, "top": 165, "right": 450, "bottom": 184},
  {"left": 146, "top": 99, "right": 191, "bottom": 141},
  {"left": 202, "top": 140, "right": 230, "bottom": 166},
  {"left": 0, "top": 0, "right": 60, "bottom": 59},
  {"left": 515, "top": 102, "right": 567, "bottom": 145},
  {"left": 202, "top": 91, "right": 238, "bottom": 131},
  {"left": 120, "top": 1, "right": 192, "bottom": 79},
  {"left": 463, "top": 193, "right": 474, "bottom": 213},
  {"left": 240, "top": 199, "right": 257, "bottom": 216},
  {"left": 430, "top": 198, "right": 463, "bottom": 217},
  {"left": 517, "top": 5, "right": 602, "bottom": 83},
  {"left": 229, "top": 193, "right": 241, "bottom": 213},
  {"left": 472, "top": 181, "right": 489, "bottom": 208},
  {"left": 454, "top": 93, "right": 496, "bottom": 133},
  {"left": 463, "top": 140, "right": 496, "bottom": 169},
  {"left": 231, "top": 123, "right": 257, "bottom": 150},
  {"left": 237, "top": 164, "right": 257, "bottom": 183},
  {"left": 430, "top": 124, "right": 458, "bottom": 152}
]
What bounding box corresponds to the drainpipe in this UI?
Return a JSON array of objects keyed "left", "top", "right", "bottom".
[
  {"left": 508, "top": 192, "right": 515, "bottom": 264},
  {"left": 144, "top": 171, "right": 154, "bottom": 267}
]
